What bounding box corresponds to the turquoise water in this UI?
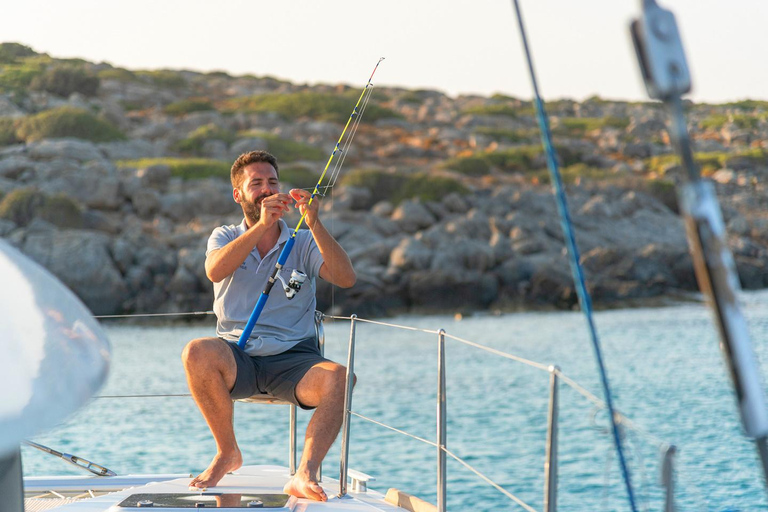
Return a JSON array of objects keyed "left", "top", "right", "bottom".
[{"left": 21, "top": 292, "right": 768, "bottom": 511}]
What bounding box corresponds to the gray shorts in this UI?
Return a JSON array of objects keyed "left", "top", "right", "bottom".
[{"left": 225, "top": 337, "right": 329, "bottom": 410}]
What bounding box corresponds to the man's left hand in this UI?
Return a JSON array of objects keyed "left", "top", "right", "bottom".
[{"left": 290, "top": 189, "right": 320, "bottom": 228}]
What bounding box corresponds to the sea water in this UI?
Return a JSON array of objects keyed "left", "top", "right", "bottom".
[{"left": 21, "top": 291, "right": 768, "bottom": 511}]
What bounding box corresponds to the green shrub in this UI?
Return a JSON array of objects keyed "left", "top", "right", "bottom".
[
  {"left": 279, "top": 166, "right": 321, "bottom": 187},
  {"left": 395, "top": 173, "right": 469, "bottom": 203},
  {"left": 399, "top": 91, "right": 425, "bottom": 104},
  {"left": 136, "top": 70, "right": 187, "bottom": 88},
  {"left": 97, "top": 68, "right": 137, "bottom": 82},
  {"left": 442, "top": 155, "right": 490, "bottom": 176},
  {"left": 239, "top": 131, "right": 325, "bottom": 162},
  {"left": 462, "top": 104, "right": 519, "bottom": 117},
  {"left": 16, "top": 107, "right": 125, "bottom": 142},
  {"left": 472, "top": 127, "right": 531, "bottom": 143},
  {"left": 222, "top": 91, "right": 399, "bottom": 122},
  {"left": 30, "top": 65, "right": 100, "bottom": 97},
  {"left": 340, "top": 169, "right": 468, "bottom": 204},
  {"left": 485, "top": 145, "right": 544, "bottom": 171},
  {"left": 724, "top": 100, "right": 768, "bottom": 111},
  {"left": 0, "top": 43, "right": 38, "bottom": 64},
  {"left": 560, "top": 163, "right": 615, "bottom": 183},
  {"left": 164, "top": 98, "right": 215, "bottom": 116},
  {"left": 554, "top": 116, "right": 630, "bottom": 136},
  {"left": 117, "top": 158, "right": 230, "bottom": 180},
  {"left": 732, "top": 114, "right": 759, "bottom": 130},
  {"left": 700, "top": 114, "right": 728, "bottom": 131},
  {"left": 0, "top": 188, "right": 82, "bottom": 228},
  {"left": 0, "top": 117, "right": 20, "bottom": 146},
  {"left": 173, "top": 124, "right": 236, "bottom": 155},
  {"left": 643, "top": 179, "right": 678, "bottom": 213},
  {"left": 0, "top": 63, "right": 45, "bottom": 94}
]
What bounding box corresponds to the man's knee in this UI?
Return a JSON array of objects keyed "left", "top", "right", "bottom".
[
  {"left": 325, "top": 364, "right": 357, "bottom": 396},
  {"left": 182, "top": 337, "right": 225, "bottom": 369}
]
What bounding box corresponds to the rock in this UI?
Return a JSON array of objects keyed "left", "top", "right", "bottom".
[
  {"left": 38, "top": 160, "right": 122, "bottom": 210},
  {"left": 137, "top": 164, "right": 172, "bottom": 191},
  {"left": 28, "top": 138, "right": 105, "bottom": 162},
  {"left": 230, "top": 137, "right": 269, "bottom": 160},
  {"left": 712, "top": 169, "right": 735, "bottom": 184},
  {"left": 389, "top": 237, "right": 432, "bottom": 271},
  {"left": 132, "top": 188, "right": 161, "bottom": 218},
  {"left": 0, "top": 155, "right": 35, "bottom": 180},
  {"left": 99, "top": 139, "right": 157, "bottom": 160},
  {"left": 371, "top": 201, "right": 394, "bottom": 217},
  {"left": 407, "top": 270, "right": 498, "bottom": 312},
  {"left": 168, "top": 265, "right": 200, "bottom": 294},
  {"left": 111, "top": 237, "right": 136, "bottom": 274},
  {"left": 622, "top": 143, "right": 652, "bottom": 159},
  {"left": 391, "top": 199, "right": 436, "bottom": 234},
  {"left": 727, "top": 215, "right": 750, "bottom": 237},
  {"left": 0, "top": 95, "right": 25, "bottom": 118},
  {"left": 442, "top": 192, "right": 470, "bottom": 214},
  {"left": 82, "top": 210, "right": 120, "bottom": 234},
  {"left": 429, "top": 238, "right": 496, "bottom": 272},
  {"left": 325, "top": 186, "right": 371, "bottom": 211},
  {"left": 0, "top": 219, "right": 17, "bottom": 236},
  {"left": 21, "top": 230, "right": 127, "bottom": 315}
]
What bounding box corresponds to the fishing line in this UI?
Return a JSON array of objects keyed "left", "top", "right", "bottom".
[
  {"left": 323, "top": 86, "right": 375, "bottom": 195},
  {"left": 237, "top": 58, "right": 384, "bottom": 350},
  {"left": 510, "top": 1, "right": 638, "bottom": 510}
]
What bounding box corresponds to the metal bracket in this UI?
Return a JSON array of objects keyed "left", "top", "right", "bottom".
[{"left": 630, "top": 0, "right": 691, "bottom": 100}]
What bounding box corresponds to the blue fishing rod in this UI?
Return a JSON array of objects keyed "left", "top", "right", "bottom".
[
  {"left": 238, "top": 58, "right": 384, "bottom": 350},
  {"left": 510, "top": 1, "right": 638, "bottom": 510}
]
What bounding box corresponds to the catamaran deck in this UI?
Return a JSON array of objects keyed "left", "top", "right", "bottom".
[{"left": 25, "top": 465, "right": 409, "bottom": 512}]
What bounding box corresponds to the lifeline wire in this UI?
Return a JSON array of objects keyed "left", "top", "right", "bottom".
[{"left": 510, "top": 1, "right": 638, "bottom": 510}]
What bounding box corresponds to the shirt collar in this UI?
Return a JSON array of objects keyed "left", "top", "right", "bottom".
[{"left": 237, "top": 218, "right": 292, "bottom": 251}]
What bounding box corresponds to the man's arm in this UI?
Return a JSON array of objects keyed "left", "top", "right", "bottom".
[
  {"left": 290, "top": 189, "right": 356, "bottom": 289},
  {"left": 205, "top": 223, "right": 269, "bottom": 283},
  {"left": 206, "top": 193, "right": 292, "bottom": 283}
]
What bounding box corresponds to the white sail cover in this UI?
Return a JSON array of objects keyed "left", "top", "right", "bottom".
[{"left": 0, "top": 239, "right": 110, "bottom": 456}]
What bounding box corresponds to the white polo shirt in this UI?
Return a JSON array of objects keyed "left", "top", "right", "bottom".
[{"left": 206, "top": 219, "right": 324, "bottom": 356}]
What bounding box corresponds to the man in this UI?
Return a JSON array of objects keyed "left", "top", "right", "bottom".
[{"left": 181, "top": 151, "right": 356, "bottom": 502}]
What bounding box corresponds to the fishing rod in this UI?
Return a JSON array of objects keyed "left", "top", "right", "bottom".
[
  {"left": 23, "top": 440, "right": 116, "bottom": 477},
  {"left": 510, "top": 2, "right": 639, "bottom": 510},
  {"left": 631, "top": 0, "right": 768, "bottom": 487},
  {"left": 238, "top": 58, "right": 384, "bottom": 350}
]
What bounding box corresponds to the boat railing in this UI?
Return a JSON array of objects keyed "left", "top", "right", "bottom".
[
  {"left": 323, "top": 313, "right": 676, "bottom": 512},
  {"left": 88, "top": 310, "right": 676, "bottom": 511}
]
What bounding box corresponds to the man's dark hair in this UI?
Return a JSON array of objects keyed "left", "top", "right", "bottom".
[{"left": 230, "top": 151, "right": 279, "bottom": 188}]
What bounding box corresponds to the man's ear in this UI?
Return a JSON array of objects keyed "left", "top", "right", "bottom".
[{"left": 233, "top": 188, "right": 242, "bottom": 204}]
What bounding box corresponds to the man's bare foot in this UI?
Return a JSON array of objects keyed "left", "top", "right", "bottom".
[
  {"left": 283, "top": 473, "right": 327, "bottom": 502},
  {"left": 189, "top": 450, "right": 242, "bottom": 489}
]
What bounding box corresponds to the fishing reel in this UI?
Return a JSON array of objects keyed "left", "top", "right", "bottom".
[{"left": 276, "top": 269, "right": 307, "bottom": 300}]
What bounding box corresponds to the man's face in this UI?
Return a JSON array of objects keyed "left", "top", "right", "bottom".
[{"left": 234, "top": 162, "right": 280, "bottom": 222}]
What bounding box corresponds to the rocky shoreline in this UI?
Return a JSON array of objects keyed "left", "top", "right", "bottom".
[{"left": 2, "top": 44, "right": 768, "bottom": 318}]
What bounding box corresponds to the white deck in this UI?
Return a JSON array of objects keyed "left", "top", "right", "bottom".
[{"left": 27, "top": 465, "right": 407, "bottom": 512}]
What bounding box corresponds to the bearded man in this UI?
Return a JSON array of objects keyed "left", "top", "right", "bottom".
[{"left": 181, "top": 150, "right": 356, "bottom": 501}]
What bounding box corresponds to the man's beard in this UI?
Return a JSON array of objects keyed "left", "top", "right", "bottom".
[{"left": 242, "top": 193, "right": 269, "bottom": 225}]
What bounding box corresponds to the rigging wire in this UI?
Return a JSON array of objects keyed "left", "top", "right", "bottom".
[{"left": 510, "top": 1, "right": 638, "bottom": 510}]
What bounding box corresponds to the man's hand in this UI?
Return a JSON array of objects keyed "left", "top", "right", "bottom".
[
  {"left": 257, "top": 193, "right": 292, "bottom": 228},
  {"left": 290, "top": 189, "right": 319, "bottom": 228}
]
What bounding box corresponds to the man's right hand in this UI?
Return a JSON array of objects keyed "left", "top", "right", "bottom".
[{"left": 256, "top": 193, "right": 292, "bottom": 228}]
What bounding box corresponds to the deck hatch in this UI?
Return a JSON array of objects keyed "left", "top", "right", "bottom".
[{"left": 116, "top": 494, "right": 295, "bottom": 510}]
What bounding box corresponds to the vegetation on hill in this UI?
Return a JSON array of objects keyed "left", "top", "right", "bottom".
[
  {"left": 0, "top": 188, "right": 83, "bottom": 228},
  {"left": 116, "top": 158, "right": 230, "bottom": 180},
  {"left": 341, "top": 168, "right": 469, "bottom": 204},
  {"left": 15, "top": 107, "right": 125, "bottom": 143},
  {"left": 221, "top": 91, "right": 400, "bottom": 122}
]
